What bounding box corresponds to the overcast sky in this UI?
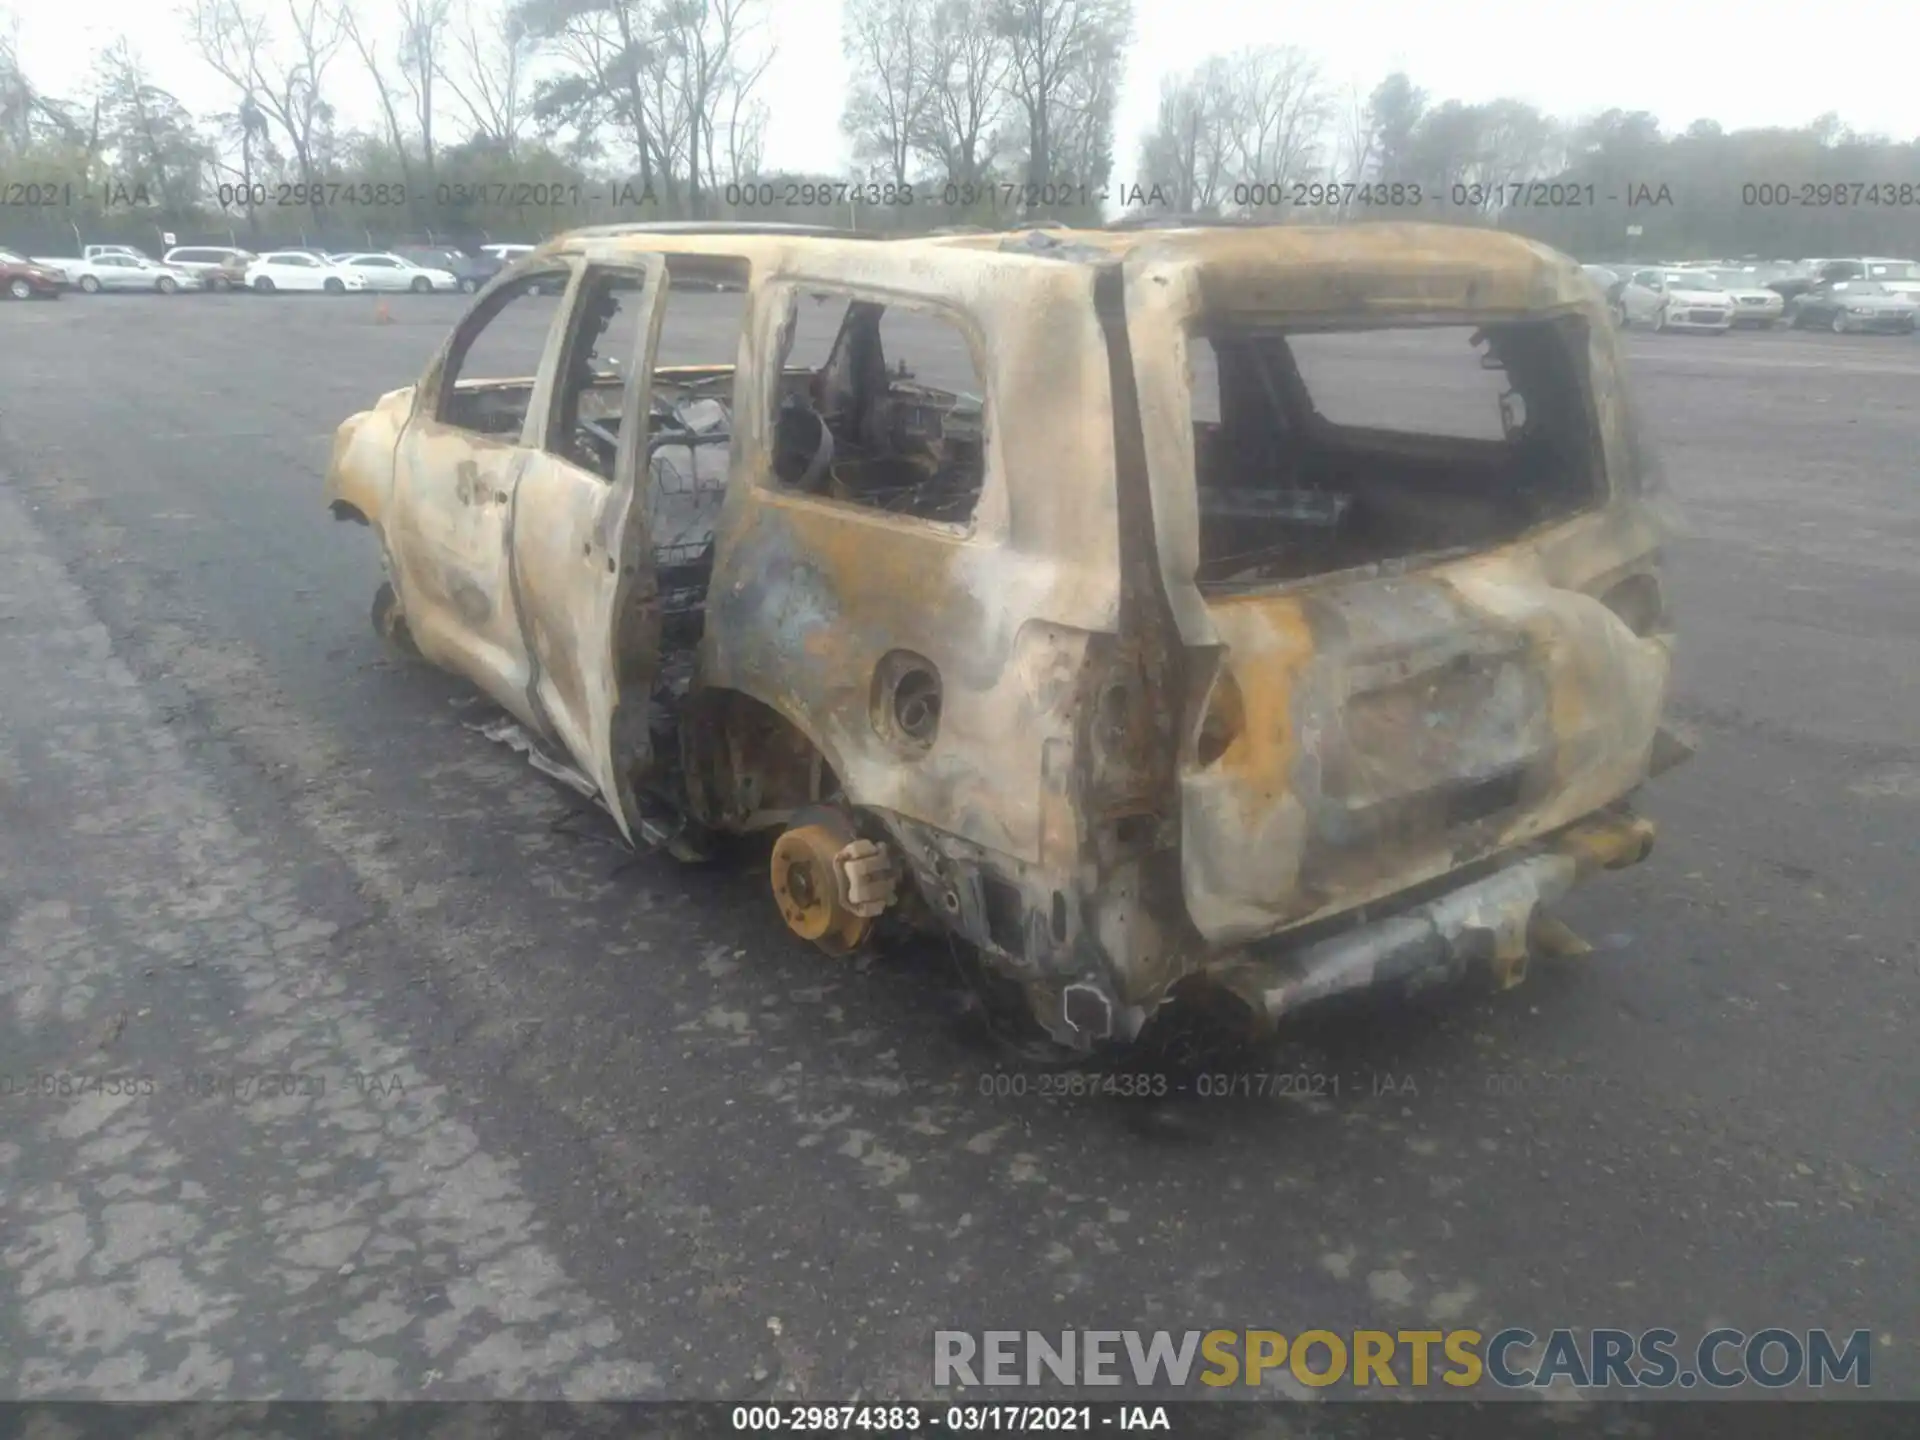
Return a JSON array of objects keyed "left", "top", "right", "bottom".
[{"left": 9, "top": 0, "right": 1910, "bottom": 180}]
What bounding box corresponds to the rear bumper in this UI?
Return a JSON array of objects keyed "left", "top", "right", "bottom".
[{"left": 1208, "top": 805, "right": 1662, "bottom": 1026}]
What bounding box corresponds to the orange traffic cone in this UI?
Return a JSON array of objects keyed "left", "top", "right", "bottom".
[{"left": 373, "top": 297, "right": 393, "bottom": 325}]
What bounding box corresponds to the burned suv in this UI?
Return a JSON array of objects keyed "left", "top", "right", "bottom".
[{"left": 324, "top": 222, "right": 1688, "bottom": 1052}]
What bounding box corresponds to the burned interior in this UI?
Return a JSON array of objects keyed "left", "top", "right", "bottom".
[
  {"left": 1188, "top": 316, "right": 1602, "bottom": 587},
  {"left": 769, "top": 295, "right": 986, "bottom": 525}
]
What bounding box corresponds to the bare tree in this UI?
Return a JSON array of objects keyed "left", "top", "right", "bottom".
[
  {"left": 656, "top": 0, "right": 769, "bottom": 216},
  {"left": 841, "top": 0, "right": 933, "bottom": 186},
  {"left": 1464, "top": 97, "right": 1561, "bottom": 212},
  {"left": 991, "top": 0, "right": 1130, "bottom": 190},
  {"left": 705, "top": 34, "right": 771, "bottom": 187},
  {"left": 1045, "top": 20, "right": 1124, "bottom": 193},
  {"left": 445, "top": 0, "right": 535, "bottom": 151},
  {"left": 2, "top": 16, "right": 94, "bottom": 153},
  {"left": 515, "top": 0, "right": 666, "bottom": 199},
  {"left": 338, "top": 0, "right": 449, "bottom": 218},
  {"left": 337, "top": 3, "right": 415, "bottom": 184},
  {"left": 1135, "top": 60, "right": 1233, "bottom": 213},
  {"left": 191, "top": 0, "right": 345, "bottom": 225},
  {"left": 1332, "top": 79, "right": 1375, "bottom": 219},
  {"left": 1137, "top": 47, "right": 1329, "bottom": 218},
  {"left": 1227, "top": 45, "right": 1331, "bottom": 202},
  {"left": 912, "top": 0, "right": 1009, "bottom": 187},
  {"left": 209, "top": 95, "right": 279, "bottom": 235},
  {"left": 513, "top": 0, "right": 768, "bottom": 214},
  {"left": 94, "top": 40, "right": 215, "bottom": 216},
  {"left": 722, "top": 93, "right": 766, "bottom": 182},
  {"left": 396, "top": 0, "right": 451, "bottom": 181}
]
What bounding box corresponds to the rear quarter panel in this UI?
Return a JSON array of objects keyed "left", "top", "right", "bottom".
[{"left": 699, "top": 251, "right": 1127, "bottom": 865}]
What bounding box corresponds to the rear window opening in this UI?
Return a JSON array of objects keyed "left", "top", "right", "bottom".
[{"left": 1187, "top": 319, "right": 1602, "bottom": 589}]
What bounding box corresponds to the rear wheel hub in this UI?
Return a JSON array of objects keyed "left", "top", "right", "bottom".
[{"left": 770, "top": 820, "right": 874, "bottom": 956}]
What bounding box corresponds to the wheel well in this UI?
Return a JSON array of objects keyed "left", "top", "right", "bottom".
[{"left": 684, "top": 689, "right": 843, "bottom": 831}]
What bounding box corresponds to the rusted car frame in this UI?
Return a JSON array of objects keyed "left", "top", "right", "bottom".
[{"left": 326, "top": 222, "right": 1689, "bottom": 1051}]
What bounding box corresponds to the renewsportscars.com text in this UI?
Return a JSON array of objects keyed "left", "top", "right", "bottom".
[{"left": 933, "top": 1327, "right": 1872, "bottom": 1390}]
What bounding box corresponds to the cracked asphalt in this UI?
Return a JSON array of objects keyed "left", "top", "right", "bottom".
[{"left": 0, "top": 291, "right": 1914, "bottom": 1405}]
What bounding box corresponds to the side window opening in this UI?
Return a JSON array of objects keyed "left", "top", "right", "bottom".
[
  {"left": 438, "top": 269, "right": 569, "bottom": 437},
  {"left": 770, "top": 289, "right": 987, "bottom": 526},
  {"left": 1188, "top": 319, "right": 1601, "bottom": 589},
  {"left": 548, "top": 268, "right": 649, "bottom": 480}
]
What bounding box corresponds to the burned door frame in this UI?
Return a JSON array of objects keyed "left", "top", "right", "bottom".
[
  {"left": 384, "top": 260, "right": 580, "bottom": 726},
  {"left": 503, "top": 249, "right": 676, "bottom": 844}
]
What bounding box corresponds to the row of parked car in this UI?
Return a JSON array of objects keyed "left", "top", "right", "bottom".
[
  {"left": 1579, "top": 256, "right": 1920, "bottom": 335},
  {"left": 0, "top": 242, "right": 541, "bottom": 299}
]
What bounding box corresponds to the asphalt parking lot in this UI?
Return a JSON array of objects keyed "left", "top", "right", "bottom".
[{"left": 1, "top": 292, "right": 1916, "bottom": 1406}]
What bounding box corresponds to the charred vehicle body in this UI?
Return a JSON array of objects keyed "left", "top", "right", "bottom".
[{"left": 325, "top": 222, "right": 1690, "bottom": 1052}]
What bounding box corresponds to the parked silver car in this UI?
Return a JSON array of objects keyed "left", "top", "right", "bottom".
[
  {"left": 33, "top": 253, "right": 203, "bottom": 294},
  {"left": 1620, "top": 269, "right": 1735, "bottom": 333},
  {"left": 1787, "top": 280, "right": 1920, "bottom": 334},
  {"left": 1684, "top": 268, "right": 1786, "bottom": 327},
  {"left": 1811, "top": 257, "right": 1920, "bottom": 301}
]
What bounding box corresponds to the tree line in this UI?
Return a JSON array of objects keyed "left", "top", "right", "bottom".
[
  {"left": 2, "top": 0, "right": 1916, "bottom": 259},
  {"left": 1134, "top": 64, "right": 1920, "bottom": 258}
]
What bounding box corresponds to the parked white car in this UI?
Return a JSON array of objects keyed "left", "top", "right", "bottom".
[
  {"left": 244, "top": 251, "right": 371, "bottom": 293},
  {"left": 328, "top": 252, "right": 461, "bottom": 292},
  {"left": 478, "top": 243, "right": 537, "bottom": 264},
  {"left": 1620, "top": 269, "right": 1736, "bottom": 333},
  {"left": 33, "top": 253, "right": 202, "bottom": 294}
]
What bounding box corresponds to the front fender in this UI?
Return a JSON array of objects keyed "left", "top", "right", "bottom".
[{"left": 325, "top": 386, "right": 415, "bottom": 527}]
